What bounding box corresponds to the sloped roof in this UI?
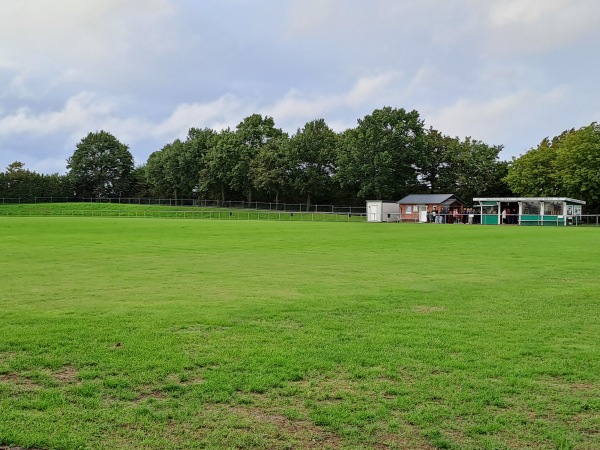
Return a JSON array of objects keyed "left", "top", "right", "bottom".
[{"left": 397, "top": 194, "right": 463, "bottom": 205}]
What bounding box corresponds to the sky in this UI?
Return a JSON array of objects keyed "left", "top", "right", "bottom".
[{"left": 1, "top": 0, "right": 599, "bottom": 174}]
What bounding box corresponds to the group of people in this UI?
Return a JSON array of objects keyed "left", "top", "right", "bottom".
[
  {"left": 429, "top": 207, "right": 479, "bottom": 224},
  {"left": 501, "top": 207, "right": 517, "bottom": 224}
]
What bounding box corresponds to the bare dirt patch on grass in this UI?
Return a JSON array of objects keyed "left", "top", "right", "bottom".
[
  {"left": 132, "top": 389, "right": 168, "bottom": 403},
  {"left": 412, "top": 305, "right": 446, "bottom": 314},
  {"left": 0, "top": 447, "right": 43, "bottom": 450},
  {"left": 0, "top": 373, "right": 42, "bottom": 391},
  {"left": 165, "top": 372, "right": 205, "bottom": 386},
  {"left": 51, "top": 366, "right": 80, "bottom": 384},
  {"left": 229, "top": 404, "right": 344, "bottom": 449},
  {"left": 0, "top": 352, "right": 16, "bottom": 364}
]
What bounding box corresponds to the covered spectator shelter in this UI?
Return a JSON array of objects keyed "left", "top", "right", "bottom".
[{"left": 473, "top": 197, "right": 585, "bottom": 225}]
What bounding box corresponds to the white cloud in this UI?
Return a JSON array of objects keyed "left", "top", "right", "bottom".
[
  {"left": 265, "top": 72, "right": 403, "bottom": 125},
  {"left": 286, "top": 0, "right": 456, "bottom": 38},
  {"left": 484, "top": 0, "right": 600, "bottom": 54},
  {"left": 0, "top": 72, "right": 402, "bottom": 141},
  {"left": 2, "top": 72, "right": 34, "bottom": 99},
  {"left": 1, "top": 0, "right": 599, "bottom": 173},
  {"left": 425, "top": 87, "right": 568, "bottom": 151},
  {"left": 284, "top": 0, "right": 600, "bottom": 57},
  {"left": 488, "top": 0, "right": 566, "bottom": 26},
  {"left": 153, "top": 95, "right": 252, "bottom": 138},
  {"left": 0, "top": 92, "right": 117, "bottom": 135},
  {"left": 0, "top": 0, "right": 178, "bottom": 82}
]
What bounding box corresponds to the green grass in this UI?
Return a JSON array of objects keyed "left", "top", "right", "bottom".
[
  {"left": 0, "top": 202, "right": 364, "bottom": 222},
  {"left": 0, "top": 216, "right": 599, "bottom": 449}
]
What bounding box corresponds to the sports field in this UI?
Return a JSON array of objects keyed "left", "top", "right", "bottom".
[{"left": 1, "top": 216, "right": 599, "bottom": 449}]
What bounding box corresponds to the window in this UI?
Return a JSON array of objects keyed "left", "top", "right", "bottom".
[
  {"left": 482, "top": 206, "right": 497, "bottom": 215},
  {"left": 522, "top": 202, "right": 540, "bottom": 215},
  {"left": 544, "top": 202, "right": 562, "bottom": 215},
  {"left": 406, "top": 205, "right": 412, "bottom": 213}
]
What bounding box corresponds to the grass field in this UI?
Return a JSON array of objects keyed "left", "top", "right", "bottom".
[{"left": 0, "top": 215, "right": 599, "bottom": 449}]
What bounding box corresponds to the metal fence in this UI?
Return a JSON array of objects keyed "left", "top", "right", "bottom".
[
  {"left": 0, "top": 197, "right": 367, "bottom": 214},
  {"left": 4, "top": 207, "right": 348, "bottom": 221},
  {"left": 0, "top": 207, "right": 366, "bottom": 223},
  {"left": 3, "top": 202, "right": 600, "bottom": 225},
  {"left": 380, "top": 212, "right": 600, "bottom": 226}
]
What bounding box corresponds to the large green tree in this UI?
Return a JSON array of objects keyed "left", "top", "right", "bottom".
[
  {"left": 0, "top": 162, "right": 70, "bottom": 199},
  {"left": 249, "top": 135, "right": 291, "bottom": 204},
  {"left": 146, "top": 128, "right": 215, "bottom": 199},
  {"left": 233, "top": 114, "right": 284, "bottom": 202},
  {"left": 146, "top": 140, "right": 185, "bottom": 198},
  {"left": 451, "top": 137, "right": 509, "bottom": 202},
  {"left": 554, "top": 123, "right": 600, "bottom": 210},
  {"left": 287, "top": 119, "right": 338, "bottom": 207},
  {"left": 504, "top": 137, "right": 562, "bottom": 197},
  {"left": 336, "top": 107, "right": 425, "bottom": 200},
  {"left": 67, "top": 131, "right": 134, "bottom": 198},
  {"left": 181, "top": 127, "right": 215, "bottom": 197},
  {"left": 198, "top": 115, "right": 284, "bottom": 202},
  {"left": 418, "top": 128, "right": 457, "bottom": 193},
  {"left": 505, "top": 123, "right": 600, "bottom": 211},
  {"left": 198, "top": 129, "right": 237, "bottom": 202}
]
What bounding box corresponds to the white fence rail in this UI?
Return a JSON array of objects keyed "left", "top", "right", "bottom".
[
  {"left": 0, "top": 208, "right": 366, "bottom": 222},
  {"left": 0, "top": 197, "right": 367, "bottom": 214},
  {"left": 2, "top": 207, "right": 600, "bottom": 226}
]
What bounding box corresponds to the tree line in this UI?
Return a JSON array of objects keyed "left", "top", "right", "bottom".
[{"left": 2, "top": 107, "right": 599, "bottom": 210}]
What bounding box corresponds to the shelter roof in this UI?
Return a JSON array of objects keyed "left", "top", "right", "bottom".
[
  {"left": 473, "top": 197, "right": 586, "bottom": 204},
  {"left": 397, "top": 194, "right": 463, "bottom": 205}
]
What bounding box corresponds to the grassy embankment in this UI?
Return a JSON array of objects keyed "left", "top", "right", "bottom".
[
  {"left": 0, "top": 202, "right": 363, "bottom": 222},
  {"left": 0, "top": 214, "right": 599, "bottom": 449}
]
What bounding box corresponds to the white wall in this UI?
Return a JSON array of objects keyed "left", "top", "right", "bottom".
[{"left": 366, "top": 201, "right": 398, "bottom": 222}]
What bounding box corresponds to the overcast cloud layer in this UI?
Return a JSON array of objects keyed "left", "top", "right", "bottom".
[{"left": 1, "top": 0, "right": 599, "bottom": 174}]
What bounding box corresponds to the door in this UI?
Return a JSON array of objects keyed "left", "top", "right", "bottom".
[
  {"left": 368, "top": 203, "right": 380, "bottom": 222},
  {"left": 419, "top": 205, "right": 428, "bottom": 222}
]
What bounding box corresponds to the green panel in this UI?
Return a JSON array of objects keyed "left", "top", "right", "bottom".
[
  {"left": 480, "top": 201, "right": 498, "bottom": 206},
  {"left": 482, "top": 214, "right": 499, "bottom": 225},
  {"left": 520, "top": 215, "right": 541, "bottom": 226},
  {"left": 541, "top": 215, "right": 564, "bottom": 226}
]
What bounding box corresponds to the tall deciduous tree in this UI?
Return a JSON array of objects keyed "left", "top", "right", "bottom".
[
  {"left": 504, "top": 137, "right": 562, "bottom": 197},
  {"left": 146, "top": 128, "right": 215, "bottom": 199},
  {"left": 554, "top": 123, "right": 600, "bottom": 210},
  {"left": 181, "top": 127, "right": 215, "bottom": 197},
  {"left": 146, "top": 149, "right": 171, "bottom": 197},
  {"left": 336, "top": 107, "right": 425, "bottom": 200},
  {"left": 288, "top": 119, "right": 337, "bottom": 207},
  {"left": 451, "top": 137, "right": 509, "bottom": 202},
  {"left": 250, "top": 135, "right": 291, "bottom": 204},
  {"left": 0, "top": 162, "right": 71, "bottom": 198},
  {"left": 418, "top": 128, "right": 458, "bottom": 193},
  {"left": 505, "top": 123, "right": 600, "bottom": 211},
  {"left": 67, "top": 131, "right": 134, "bottom": 197},
  {"left": 198, "top": 129, "right": 237, "bottom": 202},
  {"left": 233, "top": 114, "right": 284, "bottom": 202}
]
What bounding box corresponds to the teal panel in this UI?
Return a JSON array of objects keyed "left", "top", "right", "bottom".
[
  {"left": 541, "top": 215, "right": 563, "bottom": 226},
  {"left": 482, "top": 214, "right": 499, "bottom": 225},
  {"left": 520, "top": 215, "right": 541, "bottom": 226}
]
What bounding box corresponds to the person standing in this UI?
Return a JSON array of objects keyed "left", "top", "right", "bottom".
[{"left": 502, "top": 207, "right": 507, "bottom": 224}]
